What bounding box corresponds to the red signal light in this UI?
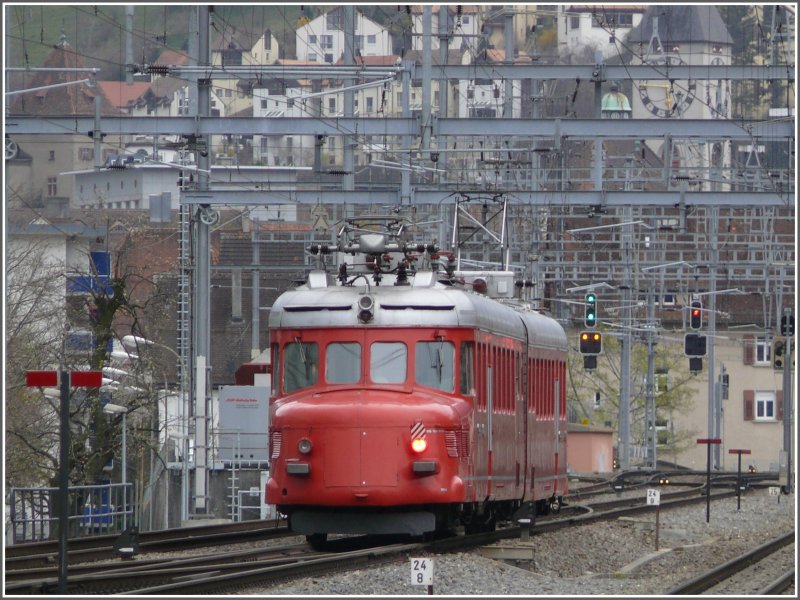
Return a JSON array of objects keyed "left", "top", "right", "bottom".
[{"left": 690, "top": 301, "right": 703, "bottom": 329}]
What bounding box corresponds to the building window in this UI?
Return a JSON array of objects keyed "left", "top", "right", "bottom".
[
  {"left": 261, "top": 99, "right": 268, "bottom": 109},
  {"left": 366, "top": 96, "right": 374, "bottom": 113},
  {"left": 367, "top": 34, "right": 376, "bottom": 44},
  {"left": 47, "top": 177, "right": 57, "bottom": 196},
  {"left": 49, "top": 150, "right": 55, "bottom": 161},
  {"left": 321, "top": 34, "right": 334, "bottom": 49},
  {"left": 79, "top": 147, "right": 93, "bottom": 161},
  {"left": 570, "top": 15, "right": 580, "bottom": 29},
  {"left": 326, "top": 10, "right": 342, "bottom": 31},
  {"left": 616, "top": 12, "right": 633, "bottom": 26},
  {"left": 461, "top": 16, "right": 470, "bottom": 25},
  {"left": 755, "top": 336, "right": 771, "bottom": 365},
  {"left": 328, "top": 97, "right": 336, "bottom": 113},
  {"left": 755, "top": 391, "right": 776, "bottom": 421},
  {"left": 308, "top": 53, "right": 317, "bottom": 62},
  {"left": 309, "top": 34, "right": 317, "bottom": 45},
  {"left": 324, "top": 53, "right": 333, "bottom": 63}
]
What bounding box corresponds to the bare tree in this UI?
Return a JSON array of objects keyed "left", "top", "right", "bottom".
[
  {"left": 6, "top": 232, "right": 175, "bottom": 490},
  {"left": 5, "top": 238, "right": 68, "bottom": 487}
]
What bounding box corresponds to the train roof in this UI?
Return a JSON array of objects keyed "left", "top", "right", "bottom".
[{"left": 268, "top": 271, "right": 568, "bottom": 351}]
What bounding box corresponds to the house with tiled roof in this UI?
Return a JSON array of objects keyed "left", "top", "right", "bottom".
[
  {"left": 6, "top": 32, "right": 126, "bottom": 209},
  {"left": 295, "top": 7, "right": 392, "bottom": 64}
]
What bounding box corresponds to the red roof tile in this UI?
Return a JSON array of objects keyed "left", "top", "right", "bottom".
[{"left": 96, "top": 81, "right": 152, "bottom": 109}]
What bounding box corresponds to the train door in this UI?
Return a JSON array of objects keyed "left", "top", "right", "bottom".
[
  {"left": 472, "top": 340, "right": 490, "bottom": 500},
  {"left": 515, "top": 347, "right": 526, "bottom": 497},
  {"left": 553, "top": 359, "right": 567, "bottom": 498}
]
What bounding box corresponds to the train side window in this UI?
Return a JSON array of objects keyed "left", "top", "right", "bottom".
[
  {"left": 370, "top": 342, "right": 407, "bottom": 384},
  {"left": 459, "top": 342, "right": 475, "bottom": 395},
  {"left": 326, "top": 342, "right": 361, "bottom": 384},
  {"left": 284, "top": 342, "right": 319, "bottom": 393},
  {"left": 415, "top": 341, "right": 455, "bottom": 392},
  {"left": 271, "top": 343, "right": 280, "bottom": 395}
]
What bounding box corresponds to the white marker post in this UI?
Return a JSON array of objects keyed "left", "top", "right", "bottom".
[
  {"left": 411, "top": 557, "right": 434, "bottom": 595},
  {"left": 647, "top": 488, "right": 661, "bottom": 550},
  {"left": 769, "top": 486, "right": 781, "bottom": 504}
]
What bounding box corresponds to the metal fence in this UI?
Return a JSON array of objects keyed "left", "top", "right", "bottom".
[{"left": 8, "top": 482, "right": 133, "bottom": 544}]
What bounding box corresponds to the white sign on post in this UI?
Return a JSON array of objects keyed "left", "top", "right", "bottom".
[
  {"left": 768, "top": 486, "right": 781, "bottom": 496},
  {"left": 410, "top": 557, "right": 434, "bottom": 586},
  {"left": 647, "top": 488, "right": 661, "bottom": 506}
]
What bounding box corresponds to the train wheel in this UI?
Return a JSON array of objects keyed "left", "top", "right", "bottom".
[
  {"left": 549, "top": 497, "right": 561, "bottom": 514},
  {"left": 306, "top": 533, "right": 328, "bottom": 549}
]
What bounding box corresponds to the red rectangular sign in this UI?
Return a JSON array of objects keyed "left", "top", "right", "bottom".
[
  {"left": 697, "top": 438, "right": 722, "bottom": 444},
  {"left": 26, "top": 370, "right": 59, "bottom": 387},
  {"left": 728, "top": 449, "right": 751, "bottom": 454},
  {"left": 70, "top": 371, "right": 103, "bottom": 387}
]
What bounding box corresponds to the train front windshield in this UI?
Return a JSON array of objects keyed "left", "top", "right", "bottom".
[{"left": 277, "top": 337, "right": 463, "bottom": 394}]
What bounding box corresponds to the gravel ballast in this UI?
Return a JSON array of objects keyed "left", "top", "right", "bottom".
[{"left": 244, "top": 488, "right": 795, "bottom": 596}]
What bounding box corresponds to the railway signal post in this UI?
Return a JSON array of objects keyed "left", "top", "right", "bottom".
[
  {"left": 697, "top": 438, "right": 721, "bottom": 523},
  {"left": 646, "top": 488, "right": 661, "bottom": 550},
  {"left": 26, "top": 369, "right": 103, "bottom": 594},
  {"left": 728, "top": 449, "right": 751, "bottom": 511}
]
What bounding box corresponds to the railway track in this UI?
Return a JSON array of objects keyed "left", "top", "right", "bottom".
[
  {"left": 665, "top": 531, "right": 795, "bottom": 595},
  {"left": 4, "top": 518, "right": 290, "bottom": 570},
  {"left": 5, "top": 488, "right": 742, "bottom": 595}
]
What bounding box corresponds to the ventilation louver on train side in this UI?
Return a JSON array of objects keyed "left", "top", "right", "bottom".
[
  {"left": 444, "top": 428, "right": 470, "bottom": 458},
  {"left": 270, "top": 431, "right": 282, "bottom": 459}
]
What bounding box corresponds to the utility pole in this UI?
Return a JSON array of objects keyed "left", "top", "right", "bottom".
[
  {"left": 645, "top": 288, "right": 657, "bottom": 469},
  {"left": 707, "top": 207, "right": 719, "bottom": 469},
  {"left": 782, "top": 307, "right": 793, "bottom": 492},
  {"left": 343, "top": 6, "right": 354, "bottom": 190},
  {"left": 504, "top": 6, "right": 514, "bottom": 118},
  {"left": 619, "top": 206, "right": 633, "bottom": 470},
  {"left": 251, "top": 217, "right": 260, "bottom": 359},
  {"left": 400, "top": 60, "right": 411, "bottom": 204},
  {"left": 191, "top": 5, "right": 212, "bottom": 515},
  {"left": 421, "top": 6, "right": 432, "bottom": 156},
  {"left": 437, "top": 4, "right": 449, "bottom": 184},
  {"left": 125, "top": 6, "right": 134, "bottom": 85}
]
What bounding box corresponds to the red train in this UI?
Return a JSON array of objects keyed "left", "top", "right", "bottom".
[{"left": 265, "top": 220, "right": 568, "bottom": 544}]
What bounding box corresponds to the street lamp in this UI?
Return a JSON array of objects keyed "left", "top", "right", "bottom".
[{"left": 103, "top": 402, "right": 128, "bottom": 530}]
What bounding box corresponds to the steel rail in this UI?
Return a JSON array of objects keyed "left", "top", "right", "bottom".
[
  {"left": 757, "top": 568, "right": 796, "bottom": 595},
  {"left": 665, "top": 531, "right": 795, "bottom": 595}
]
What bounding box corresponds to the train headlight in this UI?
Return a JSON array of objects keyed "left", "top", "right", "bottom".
[
  {"left": 358, "top": 295, "right": 374, "bottom": 323},
  {"left": 297, "top": 438, "right": 313, "bottom": 455},
  {"left": 411, "top": 438, "right": 427, "bottom": 453}
]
